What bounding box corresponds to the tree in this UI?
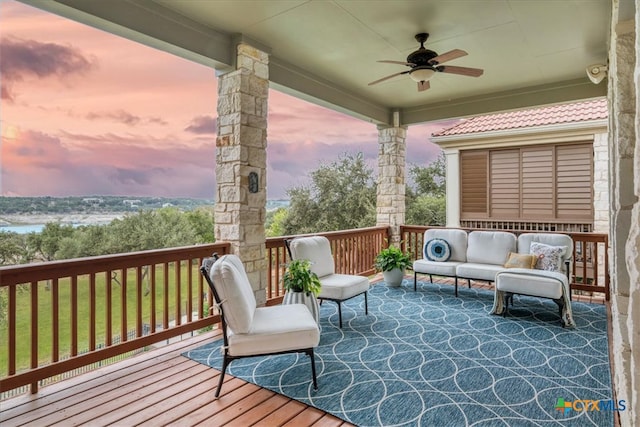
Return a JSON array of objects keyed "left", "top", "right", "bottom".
[
  {"left": 409, "top": 151, "right": 445, "bottom": 197},
  {"left": 27, "top": 223, "right": 75, "bottom": 261},
  {"left": 266, "top": 207, "right": 289, "bottom": 237},
  {"left": 0, "top": 232, "right": 28, "bottom": 266},
  {"left": 405, "top": 152, "right": 447, "bottom": 226},
  {"left": 282, "top": 152, "right": 376, "bottom": 234}
]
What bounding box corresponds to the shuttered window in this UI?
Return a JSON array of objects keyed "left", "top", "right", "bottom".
[
  {"left": 460, "top": 151, "right": 488, "bottom": 218},
  {"left": 459, "top": 142, "right": 593, "bottom": 223}
]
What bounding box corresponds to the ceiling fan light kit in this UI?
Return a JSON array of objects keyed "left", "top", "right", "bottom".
[{"left": 369, "top": 32, "right": 484, "bottom": 92}]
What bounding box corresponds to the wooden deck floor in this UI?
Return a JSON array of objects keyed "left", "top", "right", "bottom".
[{"left": 0, "top": 330, "right": 351, "bottom": 427}]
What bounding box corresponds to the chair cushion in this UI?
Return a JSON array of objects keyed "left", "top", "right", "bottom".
[
  {"left": 425, "top": 239, "right": 451, "bottom": 262},
  {"left": 423, "top": 229, "right": 467, "bottom": 262},
  {"left": 456, "top": 263, "right": 506, "bottom": 282},
  {"left": 504, "top": 252, "right": 538, "bottom": 269},
  {"left": 466, "top": 231, "right": 516, "bottom": 265},
  {"left": 318, "top": 274, "right": 369, "bottom": 300},
  {"left": 211, "top": 254, "right": 257, "bottom": 334},
  {"left": 496, "top": 268, "right": 567, "bottom": 299},
  {"left": 289, "top": 236, "right": 335, "bottom": 277},
  {"left": 227, "top": 304, "right": 320, "bottom": 356},
  {"left": 413, "top": 259, "right": 461, "bottom": 276},
  {"left": 530, "top": 242, "right": 565, "bottom": 272}
]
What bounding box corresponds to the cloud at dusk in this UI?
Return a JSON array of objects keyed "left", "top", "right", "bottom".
[
  {"left": 185, "top": 115, "right": 217, "bottom": 134},
  {"left": 0, "top": 0, "right": 448, "bottom": 200}
]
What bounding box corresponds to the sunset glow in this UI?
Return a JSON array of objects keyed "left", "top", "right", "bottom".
[{"left": 0, "top": 0, "right": 445, "bottom": 199}]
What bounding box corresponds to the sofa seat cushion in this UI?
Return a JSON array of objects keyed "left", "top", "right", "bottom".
[
  {"left": 413, "top": 259, "right": 462, "bottom": 277},
  {"left": 228, "top": 304, "right": 320, "bottom": 356},
  {"left": 496, "top": 268, "right": 567, "bottom": 299},
  {"left": 466, "top": 231, "right": 516, "bottom": 266},
  {"left": 318, "top": 274, "right": 369, "bottom": 300},
  {"left": 456, "top": 263, "right": 506, "bottom": 282}
]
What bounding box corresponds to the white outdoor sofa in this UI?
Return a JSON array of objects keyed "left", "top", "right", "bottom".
[{"left": 413, "top": 229, "right": 574, "bottom": 327}]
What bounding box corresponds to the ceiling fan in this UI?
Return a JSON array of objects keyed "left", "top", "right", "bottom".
[{"left": 368, "top": 33, "right": 484, "bottom": 92}]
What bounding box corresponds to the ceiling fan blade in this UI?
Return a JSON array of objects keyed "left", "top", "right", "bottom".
[
  {"left": 417, "top": 81, "right": 430, "bottom": 92},
  {"left": 368, "top": 70, "right": 409, "bottom": 86},
  {"left": 439, "top": 65, "right": 484, "bottom": 77},
  {"left": 377, "top": 60, "right": 415, "bottom": 66},
  {"left": 429, "top": 49, "right": 468, "bottom": 65}
]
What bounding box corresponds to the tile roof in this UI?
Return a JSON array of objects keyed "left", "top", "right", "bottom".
[{"left": 432, "top": 98, "right": 608, "bottom": 137}]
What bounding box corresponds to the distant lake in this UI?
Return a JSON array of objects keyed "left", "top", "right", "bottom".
[
  {"left": 0, "top": 223, "right": 105, "bottom": 234},
  {"left": 1, "top": 224, "right": 48, "bottom": 234}
]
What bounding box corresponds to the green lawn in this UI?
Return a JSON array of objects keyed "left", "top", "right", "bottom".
[{"left": 0, "top": 263, "right": 205, "bottom": 374}]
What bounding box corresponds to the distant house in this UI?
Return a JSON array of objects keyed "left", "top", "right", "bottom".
[
  {"left": 123, "top": 199, "right": 141, "bottom": 208},
  {"left": 431, "top": 98, "right": 608, "bottom": 233}
]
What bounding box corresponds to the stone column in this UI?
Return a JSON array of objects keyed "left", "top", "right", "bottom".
[
  {"left": 376, "top": 125, "right": 407, "bottom": 246},
  {"left": 608, "top": 7, "right": 639, "bottom": 425},
  {"left": 215, "top": 43, "right": 269, "bottom": 305}
]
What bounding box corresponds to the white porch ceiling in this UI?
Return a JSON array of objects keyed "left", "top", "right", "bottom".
[{"left": 22, "top": 0, "right": 610, "bottom": 126}]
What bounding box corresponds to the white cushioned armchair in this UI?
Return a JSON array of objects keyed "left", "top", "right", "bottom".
[
  {"left": 201, "top": 253, "right": 320, "bottom": 397},
  {"left": 287, "top": 236, "right": 370, "bottom": 328}
]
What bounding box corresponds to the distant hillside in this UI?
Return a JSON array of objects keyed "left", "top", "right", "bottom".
[{"left": 0, "top": 196, "right": 289, "bottom": 215}]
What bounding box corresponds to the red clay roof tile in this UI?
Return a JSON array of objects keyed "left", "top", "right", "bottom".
[{"left": 433, "top": 98, "right": 608, "bottom": 137}]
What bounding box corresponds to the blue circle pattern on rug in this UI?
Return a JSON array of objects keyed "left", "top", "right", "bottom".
[
  {"left": 185, "top": 282, "right": 612, "bottom": 427},
  {"left": 425, "top": 239, "right": 451, "bottom": 262}
]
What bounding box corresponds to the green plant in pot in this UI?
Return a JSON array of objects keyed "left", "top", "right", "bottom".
[
  {"left": 375, "top": 246, "right": 411, "bottom": 287},
  {"left": 282, "top": 259, "right": 322, "bottom": 323}
]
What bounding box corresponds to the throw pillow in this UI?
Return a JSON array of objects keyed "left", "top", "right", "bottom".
[
  {"left": 425, "top": 238, "right": 451, "bottom": 262},
  {"left": 504, "top": 252, "right": 538, "bottom": 269},
  {"left": 530, "top": 242, "right": 565, "bottom": 272}
]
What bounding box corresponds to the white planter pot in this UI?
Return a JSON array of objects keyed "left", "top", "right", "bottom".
[
  {"left": 383, "top": 268, "right": 405, "bottom": 287},
  {"left": 283, "top": 291, "right": 320, "bottom": 324}
]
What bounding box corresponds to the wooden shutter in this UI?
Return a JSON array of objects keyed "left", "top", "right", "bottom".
[
  {"left": 556, "top": 143, "right": 593, "bottom": 220},
  {"left": 489, "top": 149, "right": 520, "bottom": 218},
  {"left": 521, "top": 146, "right": 554, "bottom": 219},
  {"left": 460, "top": 151, "right": 488, "bottom": 218}
]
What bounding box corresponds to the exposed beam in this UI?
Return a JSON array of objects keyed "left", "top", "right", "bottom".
[
  {"left": 20, "top": 0, "right": 234, "bottom": 70},
  {"left": 269, "top": 57, "right": 391, "bottom": 126},
  {"left": 401, "top": 78, "right": 608, "bottom": 125}
]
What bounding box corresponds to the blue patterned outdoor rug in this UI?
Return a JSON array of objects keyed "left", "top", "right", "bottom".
[{"left": 184, "top": 281, "right": 613, "bottom": 426}]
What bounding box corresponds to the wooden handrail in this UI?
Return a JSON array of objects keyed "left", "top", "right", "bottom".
[
  {"left": 1, "top": 227, "right": 390, "bottom": 397},
  {"left": 400, "top": 225, "right": 610, "bottom": 300},
  {"left": 0, "top": 243, "right": 231, "bottom": 394}
]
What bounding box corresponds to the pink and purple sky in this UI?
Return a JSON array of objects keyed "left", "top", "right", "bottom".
[{"left": 0, "top": 0, "right": 447, "bottom": 200}]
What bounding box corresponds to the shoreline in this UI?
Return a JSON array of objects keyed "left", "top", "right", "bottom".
[{"left": 0, "top": 213, "right": 125, "bottom": 226}]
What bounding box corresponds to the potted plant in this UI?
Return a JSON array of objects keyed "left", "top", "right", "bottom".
[
  {"left": 375, "top": 246, "right": 411, "bottom": 287},
  {"left": 282, "top": 259, "right": 322, "bottom": 323}
]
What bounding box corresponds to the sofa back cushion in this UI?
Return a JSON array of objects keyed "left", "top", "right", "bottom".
[
  {"left": 518, "top": 233, "right": 573, "bottom": 274},
  {"left": 423, "top": 229, "right": 467, "bottom": 262},
  {"left": 466, "top": 231, "right": 516, "bottom": 265},
  {"left": 288, "top": 236, "right": 335, "bottom": 278}
]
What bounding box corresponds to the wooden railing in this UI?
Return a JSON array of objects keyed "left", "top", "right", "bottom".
[
  {"left": 400, "top": 225, "right": 610, "bottom": 300},
  {"left": 265, "top": 226, "right": 390, "bottom": 302},
  {"left": 0, "top": 243, "right": 231, "bottom": 394},
  {"left": 0, "top": 226, "right": 389, "bottom": 397}
]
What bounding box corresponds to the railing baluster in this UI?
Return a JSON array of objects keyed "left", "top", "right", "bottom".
[
  {"left": 71, "top": 276, "right": 78, "bottom": 356},
  {"left": 175, "top": 261, "right": 181, "bottom": 326},
  {"left": 52, "top": 278, "right": 59, "bottom": 363},
  {"left": 90, "top": 273, "right": 96, "bottom": 351},
  {"left": 121, "top": 269, "right": 127, "bottom": 342},
  {"left": 136, "top": 266, "right": 143, "bottom": 337},
  {"left": 187, "top": 259, "right": 193, "bottom": 323},
  {"left": 163, "top": 262, "right": 169, "bottom": 330},
  {"left": 8, "top": 285, "right": 16, "bottom": 376},
  {"left": 151, "top": 264, "right": 157, "bottom": 333},
  {"left": 106, "top": 271, "right": 112, "bottom": 346},
  {"left": 30, "top": 281, "right": 38, "bottom": 393}
]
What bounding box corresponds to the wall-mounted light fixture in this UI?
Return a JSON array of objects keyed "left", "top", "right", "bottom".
[{"left": 248, "top": 172, "right": 259, "bottom": 193}]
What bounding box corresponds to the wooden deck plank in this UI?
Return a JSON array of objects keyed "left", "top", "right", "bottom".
[
  {"left": 222, "top": 393, "right": 292, "bottom": 427},
  {"left": 0, "top": 330, "right": 354, "bottom": 427},
  {"left": 47, "top": 363, "right": 211, "bottom": 426},
  {"left": 252, "top": 399, "right": 308, "bottom": 426}
]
